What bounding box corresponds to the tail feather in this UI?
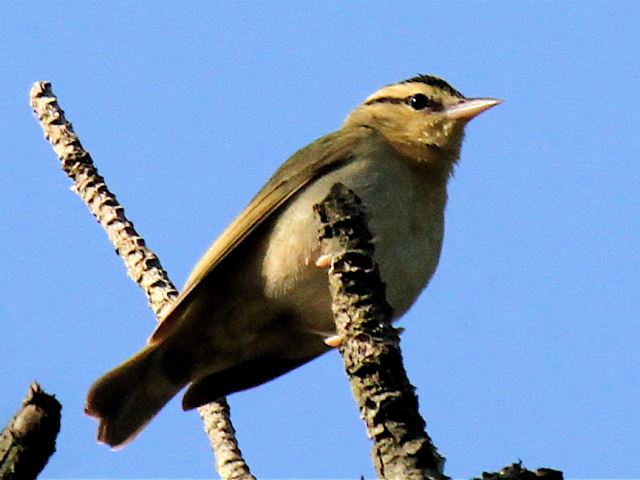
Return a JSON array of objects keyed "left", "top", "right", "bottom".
[
  {"left": 182, "top": 355, "right": 317, "bottom": 410},
  {"left": 85, "top": 344, "right": 185, "bottom": 448}
]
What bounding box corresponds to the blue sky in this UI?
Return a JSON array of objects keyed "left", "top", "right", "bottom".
[{"left": 2, "top": 2, "right": 639, "bottom": 478}]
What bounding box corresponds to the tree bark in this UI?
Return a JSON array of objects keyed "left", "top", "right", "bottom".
[
  {"left": 0, "top": 383, "right": 61, "bottom": 480},
  {"left": 315, "top": 183, "right": 446, "bottom": 480},
  {"left": 476, "top": 462, "right": 563, "bottom": 480}
]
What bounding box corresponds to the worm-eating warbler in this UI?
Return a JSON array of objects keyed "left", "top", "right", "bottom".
[{"left": 86, "top": 75, "right": 500, "bottom": 447}]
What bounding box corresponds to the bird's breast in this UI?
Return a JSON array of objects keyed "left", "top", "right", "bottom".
[{"left": 260, "top": 149, "right": 447, "bottom": 336}]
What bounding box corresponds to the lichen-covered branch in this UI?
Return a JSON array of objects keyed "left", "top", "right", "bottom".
[
  {"left": 29, "top": 81, "right": 254, "bottom": 480},
  {"left": 0, "top": 383, "right": 61, "bottom": 480},
  {"left": 314, "top": 183, "right": 446, "bottom": 480}
]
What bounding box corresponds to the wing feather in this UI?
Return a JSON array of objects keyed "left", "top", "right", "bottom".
[{"left": 148, "top": 126, "right": 371, "bottom": 344}]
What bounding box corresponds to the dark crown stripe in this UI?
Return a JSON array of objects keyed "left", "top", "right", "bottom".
[{"left": 402, "top": 74, "right": 465, "bottom": 98}]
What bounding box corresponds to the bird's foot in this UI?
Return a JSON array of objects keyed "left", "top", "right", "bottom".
[
  {"left": 314, "top": 254, "right": 332, "bottom": 268},
  {"left": 324, "top": 335, "right": 343, "bottom": 348}
]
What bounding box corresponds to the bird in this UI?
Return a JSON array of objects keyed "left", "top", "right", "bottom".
[{"left": 85, "top": 74, "right": 500, "bottom": 448}]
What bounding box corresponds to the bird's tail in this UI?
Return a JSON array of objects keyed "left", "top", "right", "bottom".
[{"left": 85, "top": 343, "right": 185, "bottom": 448}]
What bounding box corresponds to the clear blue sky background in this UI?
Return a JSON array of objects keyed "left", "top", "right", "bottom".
[{"left": 2, "top": 2, "right": 639, "bottom": 479}]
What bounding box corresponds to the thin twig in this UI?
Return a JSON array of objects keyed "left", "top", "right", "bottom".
[
  {"left": 29, "top": 81, "right": 255, "bottom": 480},
  {"left": 315, "top": 183, "right": 446, "bottom": 480}
]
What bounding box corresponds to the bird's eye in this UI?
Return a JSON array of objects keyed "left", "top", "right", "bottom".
[{"left": 408, "top": 94, "right": 434, "bottom": 111}]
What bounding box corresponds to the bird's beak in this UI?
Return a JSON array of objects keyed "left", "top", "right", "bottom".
[{"left": 445, "top": 98, "right": 502, "bottom": 121}]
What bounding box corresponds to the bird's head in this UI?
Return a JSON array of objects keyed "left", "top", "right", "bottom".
[{"left": 343, "top": 74, "right": 500, "bottom": 167}]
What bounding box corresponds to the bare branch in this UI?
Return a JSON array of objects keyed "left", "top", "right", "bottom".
[
  {"left": 199, "top": 400, "right": 253, "bottom": 480},
  {"left": 29, "top": 81, "right": 178, "bottom": 319},
  {"left": 0, "top": 383, "right": 61, "bottom": 480},
  {"left": 29, "top": 81, "right": 255, "bottom": 480},
  {"left": 476, "top": 462, "right": 563, "bottom": 480},
  {"left": 315, "top": 183, "right": 446, "bottom": 480}
]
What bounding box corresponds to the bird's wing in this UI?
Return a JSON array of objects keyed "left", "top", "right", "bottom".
[{"left": 148, "top": 126, "right": 372, "bottom": 344}]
